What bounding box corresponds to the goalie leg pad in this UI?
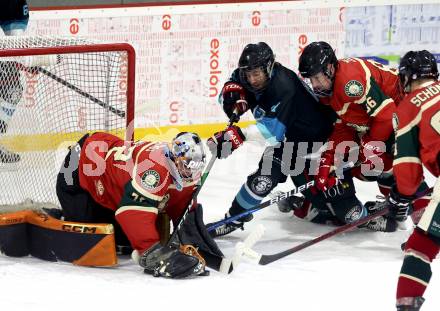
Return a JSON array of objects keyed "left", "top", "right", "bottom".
[
  {"left": 0, "top": 220, "right": 28, "bottom": 257},
  {"left": 0, "top": 210, "right": 117, "bottom": 266}
]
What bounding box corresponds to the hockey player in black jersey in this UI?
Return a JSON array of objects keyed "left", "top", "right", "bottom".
[
  {"left": 0, "top": 0, "right": 29, "bottom": 163},
  {"left": 207, "top": 42, "right": 380, "bottom": 237},
  {"left": 1, "top": 0, "right": 29, "bottom": 36}
]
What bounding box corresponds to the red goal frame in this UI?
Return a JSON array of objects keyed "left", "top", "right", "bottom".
[{"left": 0, "top": 43, "right": 136, "bottom": 139}]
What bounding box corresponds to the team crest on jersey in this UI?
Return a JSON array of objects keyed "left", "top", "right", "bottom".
[
  {"left": 95, "top": 180, "right": 105, "bottom": 196},
  {"left": 345, "top": 205, "right": 363, "bottom": 223},
  {"left": 141, "top": 170, "right": 160, "bottom": 189},
  {"left": 251, "top": 176, "right": 273, "bottom": 195},
  {"left": 344, "top": 80, "right": 364, "bottom": 97}
]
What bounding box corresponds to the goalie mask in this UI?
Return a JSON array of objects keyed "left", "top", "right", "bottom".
[{"left": 170, "top": 132, "right": 206, "bottom": 182}]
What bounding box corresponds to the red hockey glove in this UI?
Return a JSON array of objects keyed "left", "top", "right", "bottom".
[
  {"left": 359, "top": 135, "right": 389, "bottom": 175},
  {"left": 221, "top": 82, "right": 249, "bottom": 122},
  {"left": 315, "top": 151, "right": 337, "bottom": 192},
  {"left": 207, "top": 125, "right": 246, "bottom": 159}
]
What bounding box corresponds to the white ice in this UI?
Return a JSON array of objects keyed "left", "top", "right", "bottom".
[{"left": 1, "top": 143, "right": 439, "bottom": 311}]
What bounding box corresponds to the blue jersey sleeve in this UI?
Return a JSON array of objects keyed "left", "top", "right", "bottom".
[{"left": 255, "top": 116, "right": 286, "bottom": 145}]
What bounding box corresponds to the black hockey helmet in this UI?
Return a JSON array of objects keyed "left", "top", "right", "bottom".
[
  {"left": 298, "top": 41, "right": 337, "bottom": 78},
  {"left": 398, "top": 50, "right": 439, "bottom": 92},
  {"left": 238, "top": 42, "right": 275, "bottom": 93}
]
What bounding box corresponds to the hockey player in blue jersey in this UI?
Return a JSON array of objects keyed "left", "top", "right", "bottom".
[{"left": 206, "top": 42, "right": 385, "bottom": 237}]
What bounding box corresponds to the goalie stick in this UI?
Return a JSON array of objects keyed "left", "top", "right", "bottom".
[
  {"left": 167, "top": 115, "right": 238, "bottom": 246},
  {"left": 244, "top": 187, "right": 433, "bottom": 265},
  {"left": 200, "top": 224, "right": 265, "bottom": 274},
  {"left": 168, "top": 148, "right": 217, "bottom": 246}
]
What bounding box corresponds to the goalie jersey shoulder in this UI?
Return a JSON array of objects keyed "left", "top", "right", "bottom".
[{"left": 78, "top": 133, "right": 173, "bottom": 210}]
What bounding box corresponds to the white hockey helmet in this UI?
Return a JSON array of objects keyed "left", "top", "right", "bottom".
[{"left": 170, "top": 132, "right": 206, "bottom": 182}]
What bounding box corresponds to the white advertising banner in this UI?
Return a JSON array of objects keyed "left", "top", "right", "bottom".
[{"left": 24, "top": 1, "right": 440, "bottom": 129}]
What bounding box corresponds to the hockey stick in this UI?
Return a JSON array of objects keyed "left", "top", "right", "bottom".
[
  {"left": 15, "top": 62, "right": 126, "bottom": 118},
  {"left": 207, "top": 161, "right": 356, "bottom": 232},
  {"left": 246, "top": 187, "right": 433, "bottom": 265},
  {"left": 207, "top": 180, "right": 315, "bottom": 232},
  {"left": 35, "top": 66, "right": 126, "bottom": 118},
  {"left": 254, "top": 206, "right": 391, "bottom": 265}
]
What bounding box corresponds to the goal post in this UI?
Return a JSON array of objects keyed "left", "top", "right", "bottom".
[{"left": 0, "top": 36, "right": 136, "bottom": 208}]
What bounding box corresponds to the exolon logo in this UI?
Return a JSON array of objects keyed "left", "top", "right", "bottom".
[{"left": 209, "top": 38, "right": 221, "bottom": 97}]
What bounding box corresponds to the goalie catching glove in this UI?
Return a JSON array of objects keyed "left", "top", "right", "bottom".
[
  {"left": 207, "top": 125, "right": 246, "bottom": 159},
  {"left": 138, "top": 204, "right": 224, "bottom": 278},
  {"left": 139, "top": 242, "right": 207, "bottom": 279}
]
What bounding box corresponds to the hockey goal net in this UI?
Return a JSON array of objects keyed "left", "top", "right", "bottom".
[{"left": 0, "top": 36, "right": 135, "bottom": 209}]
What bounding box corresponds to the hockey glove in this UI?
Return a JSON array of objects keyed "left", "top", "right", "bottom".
[
  {"left": 221, "top": 82, "right": 249, "bottom": 122},
  {"left": 207, "top": 125, "right": 246, "bottom": 159},
  {"left": 386, "top": 185, "right": 414, "bottom": 222},
  {"left": 140, "top": 243, "right": 206, "bottom": 279},
  {"left": 315, "top": 151, "right": 337, "bottom": 192},
  {"left": 359, "top": 135, "right": 391, "bottom": 175}
]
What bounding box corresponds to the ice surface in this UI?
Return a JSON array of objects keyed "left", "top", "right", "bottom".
[{"left": 1, "top": 143, "right": 439, "bottom": 311}]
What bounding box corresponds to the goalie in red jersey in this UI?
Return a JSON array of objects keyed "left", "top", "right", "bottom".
[
  {"left": 55, "top": 131, "right": 220, "bottom": 278},
  {"left": 385, "top": 50, "right": 440, "bottom": 311}
]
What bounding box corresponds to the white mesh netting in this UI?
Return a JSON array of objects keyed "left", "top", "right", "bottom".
[{"left": 0, "top": 36, "right": 133, "bottom": 207}]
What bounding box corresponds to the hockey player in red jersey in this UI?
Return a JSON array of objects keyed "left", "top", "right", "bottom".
[
  {"left": 385, "top": 50, "right": 440, "bottom": 310},
  {"left": 298, "top": 41, "right": 413, "bottom": 231},
  {"left": 56, "top": 131, "right": 213, "bottom": 278},
  {"left": 299, "top": 41, "right": 403, "bottom": 190}
]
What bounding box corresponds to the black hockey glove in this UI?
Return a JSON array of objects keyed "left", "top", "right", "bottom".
[
  {"left": 387, "top": 185, "right": 414, "bottom": 222},
  {"left": 221, "top": 82, "right": 249, "bottom": 122},
  {"left": 139, "top": 243, "right": 206, "bottom": 279}
]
